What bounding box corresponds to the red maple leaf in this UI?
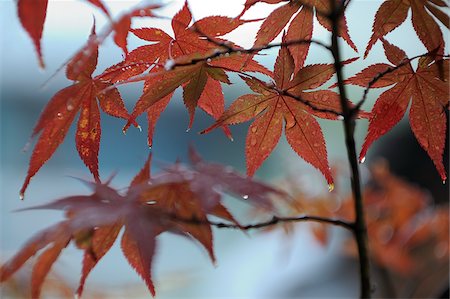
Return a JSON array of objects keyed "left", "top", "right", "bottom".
[
  {"left": 364, "top": 0, "right": 449, "bottom": 58},
  {"left": 238, "top": 0, "right": 357, "bottom": 72},
  {"left": 202, "top": 41, "right": 359, "bottom": 186},
  {"left": 4, "top": 152, "right": 283, "bottom": 298},
  {"left": 17, "top": 0, "right": 110, "bottom": 68},
  {"left": 344, "top": 39, "right": 449, "bottom": 181},
  {"left": 105, "top": 1, "right": 271, "bottom": 146},
  {"left": 20, "top": 24, "right": 133, "bottom": 198}
]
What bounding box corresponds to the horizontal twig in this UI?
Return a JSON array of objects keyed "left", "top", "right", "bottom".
[{"left": 171, "top": 214, "right": 354, "bottom": 231}]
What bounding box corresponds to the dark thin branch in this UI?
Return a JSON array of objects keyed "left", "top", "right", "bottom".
[
  {"left": 329, "top": 0, "right": 371, "bottom": 298},
  {"left": 169, "top": 38, "right": 331, "bottom": 69},
  {"left": 351, "top": 52, "right": 450, "bottom": 116},
  {"left": 171, "top": 214, "right": 354, "bottom": 231},
  {"left": 279, "top": 89, "right": 342, "bottom": 116}
]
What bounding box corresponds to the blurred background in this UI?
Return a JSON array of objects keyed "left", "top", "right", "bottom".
[{"left": 0, "top": 0, "right": 448, "bottom": 298}]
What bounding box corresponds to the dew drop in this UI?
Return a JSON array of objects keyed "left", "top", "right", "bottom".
[
  {"left": 207, "top": 58, "right": 212, "bottom": 63},
  {"left": 146, "top": 200, "right": 157, "bottom": 205},
  {"left": 57, "top": 112, "right": 63, "bottom": 119},
  {"left": 337, "top": 115, "right": 344, "bottom": 120},
  {"left": 137, "top": 125, "right": 142, "bottom": 132},
  {"left": 19, "top": 192, "right": 24, "bottom": 200},
  {"left": 360, "top": 156, "right": 366, "bottom": 164},
  {"left": 122, "top": 128, "right": 127, "bottom": 135},
  {"left": 443, "top": 180, "right": 446, "bottom": 185},
  {"left": 224, "top": 53, "right": 230, "bottom": 57},
  {"left": 67, "top": 104, "right": 74, "bottom": 111},
  {"left": 22, "top": 140, "right": 31, "bottom": 152},
  {"left": 242, "top": 194, "right": 249, "bottom": 199},
  {"left": 186, "top": 127, "right": 191, "bottom": 133},
  {"left": 328, "top": 183, "right": 334, "bottom": 192}
]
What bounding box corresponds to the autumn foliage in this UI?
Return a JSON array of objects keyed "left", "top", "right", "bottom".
[{"left": 2, "top": 0, "right": 449, "bottom": 297}]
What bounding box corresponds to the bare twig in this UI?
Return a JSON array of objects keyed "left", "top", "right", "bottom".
[{"left": 172, "top": 214, "right": 354, "bottom": 231}]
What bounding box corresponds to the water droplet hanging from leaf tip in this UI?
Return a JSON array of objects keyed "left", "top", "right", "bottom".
[{"left": 328, "top": 184, "right": 334, "bottom": 192}]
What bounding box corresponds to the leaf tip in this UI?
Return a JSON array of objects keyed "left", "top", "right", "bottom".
[
  {"left": 360, "top": 156, "right": 366, "bottom": 164},
  {"left": 38, "top": 56, "right": 45, "bottom": 69}
]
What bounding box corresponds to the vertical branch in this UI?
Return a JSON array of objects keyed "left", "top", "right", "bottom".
[{"left": 328, "top": 1, "right": 372, "bottom": 298}]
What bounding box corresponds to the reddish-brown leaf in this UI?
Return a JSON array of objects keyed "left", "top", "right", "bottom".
[
  {"left": 243, "top": 0, "right": 357, "bottom": 71},
  {"left": 203, "top": 45, "right": 343, "bottom": 185},
  {"left": 183, "top": 65, "right": 209, "bottom": 129},
  {"left": 123, "top": 65, "right": 198, "bottom": 132},
  {"left": 31, "top": 239, "right": 69, "bottom": 298},
  {"left": 16, "top": 0, "right": 111, "bottom": 67},
  {"left": 17, "top": 0, "right": 48, "bottom": 68},
  {"left": 7, "top": 152, "right": 283, "bottom": 296},
  {"left": 253, "top": 2, "right": 301, "bottom": 49},
  {"left": 77, "top": 224, "right": 122, "bottom": 297},
  {"left": 365, "top": 0, "right": 447, "bottom": 58},
  {"left": 285, "top": 7, "right": 313, "bottom": 72},
  {"left": 76, "top": 89, "right": 101, "bottom": 180},
  {"left": 121, "top": 224, "right": 159, "bottom": 296},
  {"left": 111, "top": 4, "right": 160, "bottom": 55},
  {"left": 0, "top": 224, "right": 70, "bottom": 283},
  {"left": 21, "top": 26, "right": 132, "bottom": 198},
  {"left": 347, "top": 40, "right": 449, "bottom": 180},
  {"left": 108, "top": 2, "right": 270, "bottom": 143}
]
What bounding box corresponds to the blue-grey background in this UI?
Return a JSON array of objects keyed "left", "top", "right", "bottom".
[{"left": 1, "top": 0, "right": 447, "bottom": 298}]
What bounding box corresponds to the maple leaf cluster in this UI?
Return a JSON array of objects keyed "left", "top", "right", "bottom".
[
  {"left": 18, "top": 0, "right": 449, "bottom": 198},
  {"left": 6, "top": 0, "right": 450, "bottom": 297},
  {"left": 2, "top": 151, "right": 283, "bottom": 298}
]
